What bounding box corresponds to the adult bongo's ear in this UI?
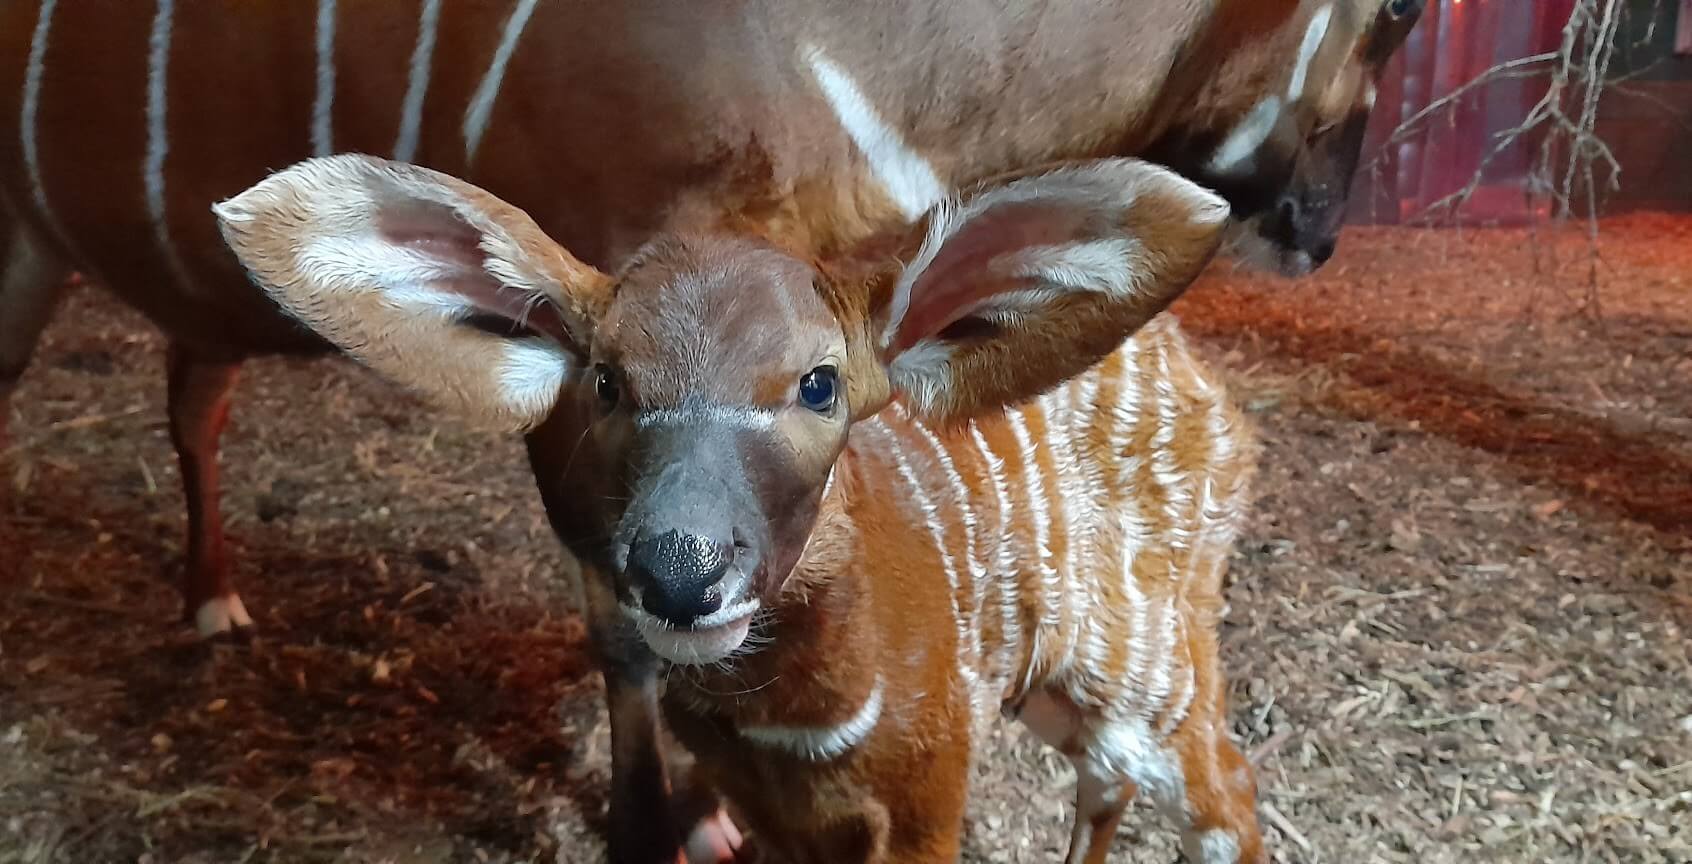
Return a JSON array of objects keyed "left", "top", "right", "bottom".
[{"left": 214, "top": 153, "right": 613, "bottom": 432}]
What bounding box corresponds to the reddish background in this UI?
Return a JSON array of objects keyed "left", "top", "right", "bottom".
[{"left": 1349, "top": 0, "right": 1692, "bottom": 224}]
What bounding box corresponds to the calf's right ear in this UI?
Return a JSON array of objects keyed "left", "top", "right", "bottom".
[
  {"left": 213, "top": 153, "right": 612, "bottom": 433},
  {"left": 846, "top": 158, "right": 1230, "bottom": 422}
]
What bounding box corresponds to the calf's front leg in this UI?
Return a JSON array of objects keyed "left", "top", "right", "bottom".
[
  {"left": 582, "top": 573, "right": 742, "bottom": 864},
  {"left": 577, "top": 561, "right": 683, "bottom": 864}
]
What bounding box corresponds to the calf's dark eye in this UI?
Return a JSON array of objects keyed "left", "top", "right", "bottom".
[
  {"left": 798, "top": 366, "right": 838, "bottom": 413},
  {"left": 594, "top": 364, "right": 620, "bottom": 409},
  {"left": 1387, "top": 0, "right": 1415, "bottom": 18}
]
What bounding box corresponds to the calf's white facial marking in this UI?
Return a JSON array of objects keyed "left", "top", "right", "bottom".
[
  {"left": 624, "top": 599, "right": 761, "bottom": 666},
  {"left": 804, "top": 45, "right": 946, "bottom": 221},
  {"left": 1206, "top": 97, "right": 1282, "bottom": 175},
  {"left": 1286, "top": 4, "right": 1334, "bottom": 102},
  {"left": 633, "top": 405, "right": 778, "bottom": 431},
  {"left": 739, "top": 675, "right": 886, "bottom": 761}
]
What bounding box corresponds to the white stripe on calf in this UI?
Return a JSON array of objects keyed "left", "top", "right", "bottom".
[
  {"left": 910, "top": 418, "right": 988, "bottom": 709},
  {"left": 878, "top": 419, "right": 981, "bottom": 701},
  {"left": 394, "top": 0, "right": 443, "bottom": 162},
  {"left": 1119, "top": 509, "right": 1153, "bottom": 702},
  {"left": 463, "top": 0, "right": 538, "bottom": 164},
  {"left": 970, "top": 423, "right": 1022, "bottom": 680},
  {"left": 312, "top": 0, "right": 337, "bottom": 156},
  {"left": 1006, "top": 409, "right": 1057, "bottom": 614},
  {"left": 739, "top": 676, "right": 885, "bottom": 761}
]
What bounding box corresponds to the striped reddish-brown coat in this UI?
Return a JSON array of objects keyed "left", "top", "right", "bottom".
[
  {"left": 0, "top": 0, "right": 1419, "bottom": 636},
  {"left": 2, "top": 0, "right": 1417, "bottom": 307},
  {"left": 213, "top": 153, "right": 1261, "bottom": 863},
  {"left": 661, "top": 319, "right": 1259, "bottom": 863},
  {"left": 3, "top": 4, "right": 1422, "bottom": 861}
]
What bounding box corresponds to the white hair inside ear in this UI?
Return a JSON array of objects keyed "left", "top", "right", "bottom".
[
  {"left": 881, "top": 161, "right": 1226, "bottom": 352},
  {"left": 869, "top": 158, "right": 1228, "bottom": 420},
  {"left": 214, "top": 153, "right": 610, "bottom": 433}
]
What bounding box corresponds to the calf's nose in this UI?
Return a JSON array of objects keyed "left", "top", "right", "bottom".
[{"left": 626, "top": 529, "right": 732, "bottom": 627}]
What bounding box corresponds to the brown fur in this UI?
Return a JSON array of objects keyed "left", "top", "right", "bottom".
[
  {"left": 0, "top": 0, "right": 1417, "bottom": 634},
  {"left": 2, "top": 3, "right": 1422, "bottom": 860},
  {"left": 215, "top": 154, "right": 1256, "bottom": 863}
]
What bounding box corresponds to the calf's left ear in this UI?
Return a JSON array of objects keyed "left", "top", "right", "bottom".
[{"left": 852, "top": 158, "right": 1229, "bottom": 422}]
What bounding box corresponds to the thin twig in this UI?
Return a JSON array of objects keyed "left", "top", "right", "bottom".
[
  {"left": 1248, "top": 728, "right": 1295, "bottom": 766},
  {"left": 0, "top": 405, "right": 150, "bottom": 458},
  {"left": 1377, "top": 0, "right": 1658, "bottom": 318},
  {"left": 1385, "top": 52, "right": 1561, "bottom": 146},
  {"left": 1260, "top": 800, "right": 1314, "bottom": 852}
]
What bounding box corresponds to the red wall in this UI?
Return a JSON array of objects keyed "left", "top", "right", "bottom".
[{"left": 1349, "top": 0, "right": 1581, "bottom": 224}]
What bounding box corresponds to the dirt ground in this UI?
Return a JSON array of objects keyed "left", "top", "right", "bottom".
[{"left": 2, "top": 217, "right": 1689, "bottom": 864}]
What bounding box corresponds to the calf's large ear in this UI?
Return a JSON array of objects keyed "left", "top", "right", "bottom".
[
  {"left": 847, "top": 158, "right": 1230, "bottom": 421},
  {"left": 213, "top": 153, "right": 612, "bottom": 432}
]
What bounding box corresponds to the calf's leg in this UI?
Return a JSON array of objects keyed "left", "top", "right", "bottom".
[
  {"left": 1064, "top": 765, "right": 1138, "bottom": 864},
  {"left": 1153, "top": 649, "right": 1266, "bottom": 864},
  {"left": 528, "top": 436, "right": 741, "bottom": 863}
]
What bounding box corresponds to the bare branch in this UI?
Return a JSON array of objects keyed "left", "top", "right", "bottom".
[
  {"left": 1376, "top": 0, "right": 1662, "bottom": 316},
  {"left": 1385, "top": 52, "right": 1561, "bottom": 147}
]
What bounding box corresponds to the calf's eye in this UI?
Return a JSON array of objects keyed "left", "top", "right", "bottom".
[
  {"left": 798, "top": 366, "right": 838, "bottom": 413},
  {"left": 594, "top": 364, "right": 620, "bottom": 410}
]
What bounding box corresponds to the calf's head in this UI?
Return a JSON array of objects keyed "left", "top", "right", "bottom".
[
  {"left": 215, "top": 154, "right": 1228, "bottom": 666},
  {"left": 1154, "top": 0, "right": 1423, "bottom": 275}
]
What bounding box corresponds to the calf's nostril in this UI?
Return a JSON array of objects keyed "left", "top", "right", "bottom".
[
  {"left": 627, "top": 529, "right": 733, "bottom": 627},
  {"left": 641, "top": 582, "right": 723, "bottom": 628}
]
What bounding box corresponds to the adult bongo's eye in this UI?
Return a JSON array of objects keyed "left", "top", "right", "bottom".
[
  {"left": 1386, "top": 0, "right": 1415, "bottom": 18},
  {"left": 798, "top": 366, "right": 838, "bottom": 413},
  {"left": 594, "top": 364, "right": 620, "bottom": 410}
]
